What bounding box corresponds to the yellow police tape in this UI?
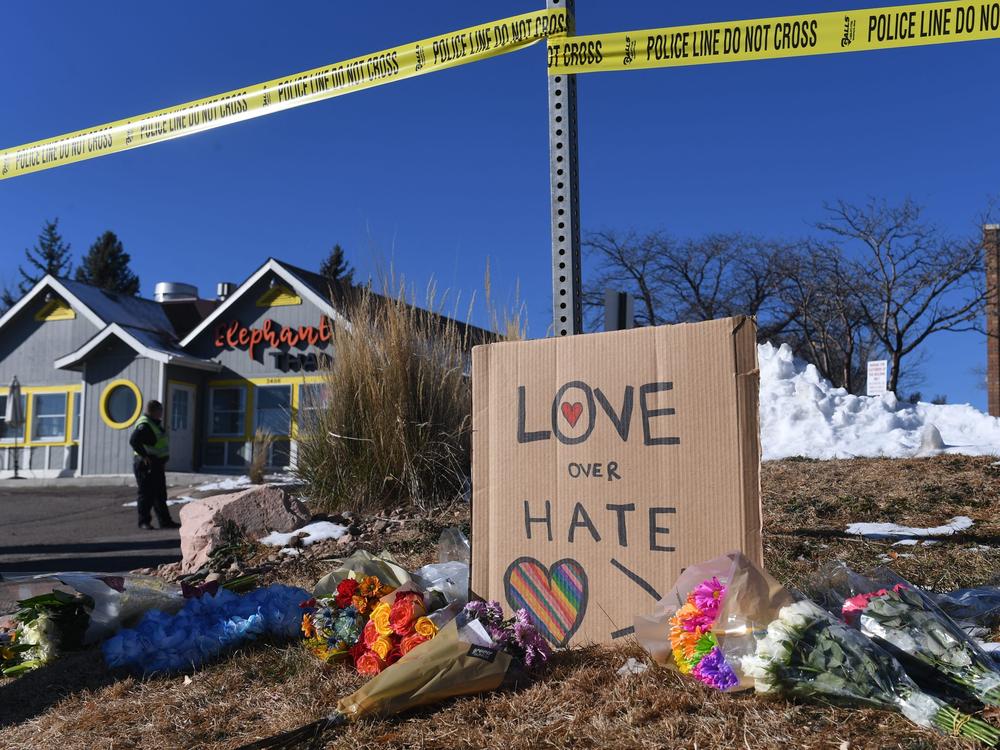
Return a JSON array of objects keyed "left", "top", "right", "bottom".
[
  {"left": 0, "top": 9, "right": 568, "bottom": 180},
  {"left": 547, "top": 0, "right": 1000, "bottom": 73}
]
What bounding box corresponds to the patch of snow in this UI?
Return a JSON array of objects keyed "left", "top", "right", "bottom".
[
  {"left": 846, "top": 516, "right": 973, "bottom": 540},
  {"left": 194, "top": 473, "right": 297, "bottom": 492},
  {"left": 280, "top": 548, "right": 302, "bottom": 557},
  {"left": 122, "top": 496, "right": 196, "bottom": 508},
  {"left": 879, "top": 553, "right": 912, "bottom": 563},
  {"left": 616, "top": 657, "right": 649, "bottom": 676},
  {"left": 260, "top": 521, "right": 348, "bottom": 548},
  {"left": 759, "top": 342, "right": 1000, "bottom": 460}
]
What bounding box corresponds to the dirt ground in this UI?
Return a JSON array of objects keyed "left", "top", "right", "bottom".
[{"left": 1, "top": 456, "right": 998, "bottom": 749}]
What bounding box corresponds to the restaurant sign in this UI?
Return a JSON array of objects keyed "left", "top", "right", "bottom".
[{"left": 213, "top": 317, "right": 333, "bottom": 371}]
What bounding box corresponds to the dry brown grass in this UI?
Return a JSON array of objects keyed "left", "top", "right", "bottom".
[
  {"left": 294, "top": 280, "right": 474, "bottom": 516},
  {"left": 2, "top": 456, "right": 998, "bottom": 749},
  {"left": 762, "top": 456, "right": 1000, "bottom": 593}
]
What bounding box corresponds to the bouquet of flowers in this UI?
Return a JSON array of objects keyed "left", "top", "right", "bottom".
[
  {"left": 239, "top": 600, "right": 551, "bottom": 750},
  {"left": 462, "top": 600, "right": 552, "bottom": 669},
  {"left": 741, "top": 598, "right": 999, "bottom": 745},
  {"left": 637, "top": 552, "right": 999, "bottom": 745},
  {"left": 300, "top": 598, "right": 364, "bottom": 664},
  {"left": 1, "top": 589, "right": 92, "bottom": 676},
  {"left": 667, "top": 576, "right": 740, "bottom": 690},
  {"left": 350, "top": 590, "right": 441, "bottom": 676},
  {"left": 815, "top": 563, "right": 1000, "bottom": 707},
  {"left": 102, "top": 584, "right": 308, "bottom": 675},
  {"left": 300, "top": 575, "right": 398, "bottom": 668},
  {"left": 2, "top": 572, "right": 186, "bottom": 645},
  {"left": 635, "top": 550, "right": 796, "bottom": 692}
]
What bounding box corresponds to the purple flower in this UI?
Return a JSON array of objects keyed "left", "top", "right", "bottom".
[
  {"left": 512, "top": 614, "right": 551, "bottom": 667},
  {"left": 691, "top": 577, "right": 726, "bottom": 621},
  {"left": 691, "top": 646, "right": 739, "bottom": 691},
  {"left": 463, "top": 600, "right": 505, "bottom": 627}
]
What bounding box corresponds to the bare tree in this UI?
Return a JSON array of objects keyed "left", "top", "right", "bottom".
[
  {"left": 817, "top": 198, "right": 987, "bottom": 393},
  {"left": 582, "top": 230, "right": 670, "bottom": 328},
  {"left": 778, "top": 246, "right": 881, "bottom": 392},
  {"left": 583, "top": 230, "right": 793, "bottom": 337}
]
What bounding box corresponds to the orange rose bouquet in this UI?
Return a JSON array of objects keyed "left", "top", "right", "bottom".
[{"left": 350, "top": 590, "right": 442, "bottom": 676}]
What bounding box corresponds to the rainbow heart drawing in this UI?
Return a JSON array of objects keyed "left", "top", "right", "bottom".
[{"left": 503, "top": 557, "right": 588, "bottom": 647}]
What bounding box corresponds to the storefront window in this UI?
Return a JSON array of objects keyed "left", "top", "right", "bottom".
[
  {"left": 209, "top": 387, "right": 245, "bottom": 437},
  {"left": 298, "top": 383, "right": 327, "bottom": 431},
  {"left": 204, "top": 442, "right": 225, "bottom": 467},
  {"left": 32, "top": 392, "right": 67, "bottom": 441},
  {"left": 226, "top": 441, "right": 248, "bottom": 467},
  {"left": 255, "top": 385, "right": 291, "bottom": 436},
  {"left": 0, "top": 394, "right": 26, "bottom": 441}
]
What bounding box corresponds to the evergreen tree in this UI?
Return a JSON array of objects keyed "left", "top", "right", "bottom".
[
  {"left": 17, "top": 219, "right": 73, "bottom": 292},
  {"left": 1, "top": 285, "right": 17, "bottom": 313},
  {"left": 319, "top": 244, "right": 355, "bottom": 286},
  {"left": 75, "top": 231, "right": 140, "bottom": 295}
]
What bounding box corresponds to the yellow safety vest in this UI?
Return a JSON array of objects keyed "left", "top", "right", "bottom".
[{"left": 133, "top": 415, "right": 170, "bottom": 459}]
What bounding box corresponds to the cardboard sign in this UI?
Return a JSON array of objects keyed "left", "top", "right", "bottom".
[
  {"left": 866, "top": 360, "right": 888, "bottom": 396},
  {"left": 471, "top": 317, "right": 762, "bottom": 647}
]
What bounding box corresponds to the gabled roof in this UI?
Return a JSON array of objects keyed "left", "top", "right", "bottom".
[
  {"left": 179, "top": 257, "right": 497, "bottom": 349},
  {"left": 179, "top": 258, "right": 348, "bottom": 348},
  {"left": 54, "top": 323, "right": 221, "bottom": 372},
  {"left": 0, "top": 275, "right": 175, "bottom": 335}
]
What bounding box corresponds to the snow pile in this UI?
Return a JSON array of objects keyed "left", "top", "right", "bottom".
[
  {"left": 759, "top": 342, "right": 1000, "bottom": 460},
  {"left": 845, "top": 516, "right": 973, "bottom": 540},
  {"left": 259, "top": 521, "right": 348, "bottom": 548},
  {"left": 194, "top": 474, "right": 297, "bottom": 492}
]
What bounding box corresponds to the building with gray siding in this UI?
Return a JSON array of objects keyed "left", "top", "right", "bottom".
[{"left": 0, "top": 258, "right": 482, "bottom": 478}]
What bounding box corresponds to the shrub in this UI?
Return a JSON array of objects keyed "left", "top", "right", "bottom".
[
  {"left": 249, "top": 428, "right": 275, "bottom": 484},
  {"left": 295, "top": 280, "right": 481, "bottom": 514}
]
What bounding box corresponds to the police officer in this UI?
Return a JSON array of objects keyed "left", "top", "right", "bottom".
[{"left": 129, "top": 400, "right": 180, "bottom": 530}]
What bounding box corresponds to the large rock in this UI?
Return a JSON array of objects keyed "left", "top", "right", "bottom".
[{"left": 179, "top": 485, "right": 310, "bottom": 573}]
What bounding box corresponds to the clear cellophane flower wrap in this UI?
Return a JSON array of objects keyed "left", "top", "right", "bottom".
[
  {"left": 1, "top": 572, "right": 184, "bottom": 644},
  {"left": 634, "top": 550, "right": 795, "bottom": 691},
  {"left": 632, "top": 553, "right": 1000, "bottom": 745},
  {"left": 313, "top": 550, "right": 412, "bottom": 598},
  {"left": 812, "top": 562, "right": 1000, "bottom": 707}
]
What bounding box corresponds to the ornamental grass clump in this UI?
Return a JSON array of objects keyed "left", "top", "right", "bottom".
[{"left": 295, "top": 279, "right": 483, "bottom": 514}]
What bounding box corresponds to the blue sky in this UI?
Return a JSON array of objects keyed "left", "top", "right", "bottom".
[{"left": 2, "top": 1, "right": 995, "bottom": 407}]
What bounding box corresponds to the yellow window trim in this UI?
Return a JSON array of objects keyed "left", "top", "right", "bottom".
[
  {"left": 99, "top": 379, "right": 143, "bottom": 430},
  {"left": 34, "top": 298, "right": 76, "bottom": 321},
  {"left": 0, "top": 384, "right": 82, "bottom": 394},
  {"left": 0, "top": 385, "right": 80, "bottom": 447},
  {"left": 205, "top": 379, "right": 312, "bottom": 440},
  {"left": 255, "top": 284, "right": 301, "bottom": 307},
  {"left": 207, "top": 375, "right": 324, "bottom": 387}
]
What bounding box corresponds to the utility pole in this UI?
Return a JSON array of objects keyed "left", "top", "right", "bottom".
[{"left": 548, "top": 0, "right": 582, "bottom": 337}]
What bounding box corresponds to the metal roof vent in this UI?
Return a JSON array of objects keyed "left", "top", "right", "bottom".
[
  {"left": 216, "top": 281, "right": 237, "bottom": 301},
  {"left": 154, "top": 282, "right": 199, "bottom": 303}
]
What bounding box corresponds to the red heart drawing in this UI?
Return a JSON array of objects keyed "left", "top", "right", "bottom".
[{"left": 561, "top": 401, "right": 583, "bottom": 428}]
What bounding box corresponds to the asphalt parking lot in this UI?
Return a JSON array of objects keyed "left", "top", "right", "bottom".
[{"left": 0, "top": 484, "right": 182, "bottom": 575}]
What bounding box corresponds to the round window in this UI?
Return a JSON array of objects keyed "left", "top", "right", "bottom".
[{"left": 100, "top": 379, "right": 142, "bottom": 429}]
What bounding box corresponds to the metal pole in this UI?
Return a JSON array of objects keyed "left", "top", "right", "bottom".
[{"left": 548, "top": 0, "right": 582, "bottom": 337}]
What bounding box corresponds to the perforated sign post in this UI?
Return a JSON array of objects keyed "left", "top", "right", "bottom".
[{"left": 547, "top": 0, "right": 583, "bottom": 337}]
